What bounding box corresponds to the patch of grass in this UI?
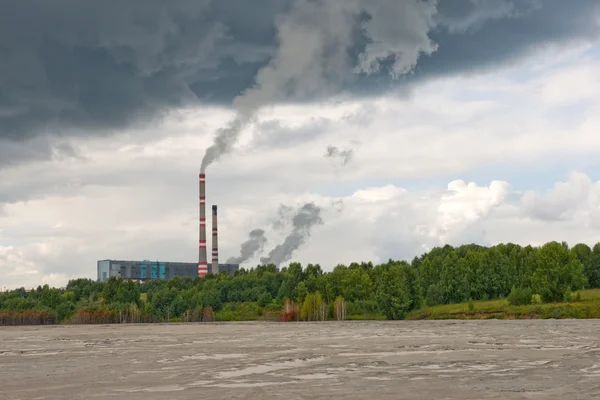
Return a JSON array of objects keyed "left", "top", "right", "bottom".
[
  {"left": 214, "top": 302, "right": 285, "bottom": 322},
  {"left": 579, "top": 289, "right": 600, "bottom": 301},
  {"left": 405, "top": 289, "right": 600, "bottom": 320},
  {"left": 346, "top": 313, "right": 386, "bottom": 321}
]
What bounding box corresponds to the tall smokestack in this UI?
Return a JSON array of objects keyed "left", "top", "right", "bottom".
[
  {"left": 198, "top": 173, "right": 208, "bottom": 277},
  {"left": 212, "top": 205, "right": 219, "bottom": 274}
]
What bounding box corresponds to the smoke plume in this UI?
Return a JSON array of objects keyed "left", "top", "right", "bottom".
[
  {"left": 271, "top": 204, "right": 294, "bottom": 231},
  {"left": 325, "top": 145, "right": 354, "bottom": 166},
  {"left": 200, "top": 1, "right": 358, "bottom": 172},
  {"left": 200, "top": 0, "right": 438, "bottom": 172},
  {"left": 260, "top": 203, "right": 323, "bottom": 266},
  {"left": 226, "top": 228, "right": 268, "bottom": 265},
  {"left": 200, "top": 115, "right": 250, "bottom": 173}
]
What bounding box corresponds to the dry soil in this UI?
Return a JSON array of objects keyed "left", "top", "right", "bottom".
[{"left": 1, "top": 320, "right": 600, "bottom": 399}]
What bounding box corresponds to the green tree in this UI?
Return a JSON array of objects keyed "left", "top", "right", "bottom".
[
  {"left": 258, "top": 292, "right": 272, "bottom": 307},
  {"left": 100, "top": 277, "right": 120, "bottom": 303},
  {"left": 56, "top": 302, "right": 76, "bottom": 321},
  {"left": 39, "top": 286, "right": 61, "bottom": 309},
  {"left": 588, "top": 243, "right": 600, "bottom": 288},
  {"left": 532, "top": 241, "right": 587, "bottom": 302},
  {"left": 375, "top": 265, "right": 413, "bottom": 320},
  {"left": 297, "top": 282, "right": 308, "bottom": 303},
  {"left": 571, "top": 243, "right": 593, "bottom": 287},
  {"left": 201, "top": 289, "right": 223, "bottom": 310},
  {"left": 300, "top": 292, "right": 326, "bottom": 321},
  {"left": 61, "top": 291, "right": 76, "bottom": 303}
]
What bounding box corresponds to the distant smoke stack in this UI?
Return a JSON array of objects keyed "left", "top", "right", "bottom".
[
  {"left": 212, "top": 205, "right": 219, "bottom": 274},
  {"left": 198, "top": 173, "right": 208, "bottom": 277}
]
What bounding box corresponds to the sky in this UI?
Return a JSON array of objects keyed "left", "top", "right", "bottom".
[{"left": 2, "top": 0, "right": 600, "bottom": 289}]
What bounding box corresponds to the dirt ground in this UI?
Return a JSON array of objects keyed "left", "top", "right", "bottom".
[{"left": 1, "top": 320, "right": 600, "bottom": 399}]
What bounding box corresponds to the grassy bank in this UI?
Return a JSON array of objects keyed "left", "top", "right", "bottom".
[
  {"left": 214, "top": 303, "right": 282, "bottom": 321},
  {"left": 405, "top": 289, "right": 600, "bottom": 320}
]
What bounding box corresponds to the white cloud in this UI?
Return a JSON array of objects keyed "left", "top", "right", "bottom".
[
  {"left": 435, "top": 180, "right": 512, "bottom": 242},
  {"left": 535, "top": 63, "right": 600, "bottom": 105},
  {"left": 521, "top": 172, "right": 600, "bottom": 226}
]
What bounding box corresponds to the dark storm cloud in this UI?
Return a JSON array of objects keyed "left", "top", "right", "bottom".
[
  {"left": 0, "top": 136, "right": 83, "bottom": 169},
  {"left": 434, "top": 0, "right": 540, "bottom": 34},
  {"left": 348, "top": 0, "right": 600, "bottom": 95},
  {"left": 1, "top": 0, "right": 599, "bottom": 164},
  {"left": 414, "top": 0, "right": 600, "bottom": 78},
  {"left": 0, "top": 0, "right": 227, "bottom": 140}
]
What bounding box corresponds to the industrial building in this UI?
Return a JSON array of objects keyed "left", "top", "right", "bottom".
[
  {"left": 97, "top": 172, "right": 231, "bottom": 282},
  {"left": 97, "top": 260, "right": 239, "bottom": 282}
]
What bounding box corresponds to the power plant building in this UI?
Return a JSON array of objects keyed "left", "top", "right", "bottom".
[
  {"left": 97, "top": 260, "right": 239, "bottom": 282},
  {"left": 96, "top": 172, "right": 232, "bottom": 283}
]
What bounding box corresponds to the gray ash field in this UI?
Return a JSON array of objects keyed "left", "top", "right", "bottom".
[{"left": 2, "top": 321, "right": 600, "bottom": 399}]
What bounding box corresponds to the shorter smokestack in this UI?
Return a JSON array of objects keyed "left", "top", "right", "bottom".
[{"left": 212, "top": 205, "right": 219, "bottom": 274}]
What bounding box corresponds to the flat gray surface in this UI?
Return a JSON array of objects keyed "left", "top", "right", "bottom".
[{"left": 1, "top": 320, "right": 600, "bottom": 399}]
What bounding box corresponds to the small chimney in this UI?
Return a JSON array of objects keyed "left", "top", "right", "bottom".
[
  {"left": 198, "top": 173, "right": 208, "bottom": 277},
  {"left": 212, "top": 205, "right": 219, "bottom": 274}
]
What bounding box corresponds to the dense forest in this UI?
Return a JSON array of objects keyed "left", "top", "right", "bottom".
[{"left": 1, "top": 241, "right": 599, "bottom": 325}]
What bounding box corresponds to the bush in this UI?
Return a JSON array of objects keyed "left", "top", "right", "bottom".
[
  {"left": 346, "top": 300, "right": 378, "bottom": 317},
  {"left": 258, "top": 292, "right": 272, "bottom": 307},
  {"left": 216, "top": 310, "right": 238, "bottom": 321},
  {"left": 56, "top": 302, "right": 76, "bottom": 321},
  {"left": 507, "top": 287, "right": 533, "bottom": 306},
  {"left": 468, "top": 299, "right": 475, "bottom": 312},
  {"left": 278, "top": 310, "right": 297, "bottom": 322},
  {"left": 566, "top": 290, "right": 582, "bottom": 303},
  {"left": 202, "top": 306, "right": 215, "bottom": 322}
]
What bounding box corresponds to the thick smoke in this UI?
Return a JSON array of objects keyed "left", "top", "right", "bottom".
[
  {"left": 226, "top": 228, "right": 268, "bottom": 264},
  {"left": 200, "top": 0, "right": 439, "bottom": 172},
  {"left": 200, "top": 115, "right": 249, "bottom": 172},
  {"left": 199, "top": 1, "right": 357, "bottom": 172},
  {"left": 325, "top": 145, "right": 354, "bottom": 166},
  {"left": 260, "top": 203, "right": 323, "bottom": 266}
]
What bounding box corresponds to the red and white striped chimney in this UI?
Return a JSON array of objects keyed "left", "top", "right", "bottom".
[
  {"left": 198, "top": 173, "right": 208, "bottom": 277},
  {"left": 212, "top": 205, "right": 219, "bottom": 274}
]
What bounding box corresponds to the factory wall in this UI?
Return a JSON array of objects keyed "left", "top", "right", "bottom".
[
  {"left": 218, "top": 264, "right": 240, "bottom": 275},
  {"left": 97, "top": 260, "right": 110, "bottom": 282},
  {"left": 97, "top": 260, "right": 239, "bottom": 282}
]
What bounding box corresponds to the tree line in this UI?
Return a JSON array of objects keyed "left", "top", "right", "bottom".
[{"left": 1, "top": 240, "right": 599, "bottom": 325}]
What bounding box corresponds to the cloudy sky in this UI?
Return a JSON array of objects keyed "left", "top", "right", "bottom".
[{"left": 2, "top": 0, "right": 600, "bottom": 289}]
